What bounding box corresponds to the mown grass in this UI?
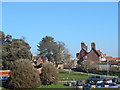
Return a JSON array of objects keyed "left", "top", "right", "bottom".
[
  {"left": 36, "top": 69, "right": 91, "bottom": 88},
  {"left": 58, "top": 69, "right": 91, "bottom": 81},
  {"left": 38, "top": 82, "right": 73, "bottom": 88}
]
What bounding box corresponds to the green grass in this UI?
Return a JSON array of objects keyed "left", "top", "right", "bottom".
[
  {"left": 36, "top": 69, "right": 91, "bottom": 88},
  {"left": 38, "top": 82, "right": 73, "bottom": 88},
  {"left": 58, "top": 69, "right": 91, "bottom": 81}
]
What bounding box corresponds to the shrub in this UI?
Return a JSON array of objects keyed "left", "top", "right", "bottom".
[
  {"left": 8, "top": 59, "right": 41, "bottom": 89},
  {"left": 40, "top": 62, "right": 59, "bottom": 85}
]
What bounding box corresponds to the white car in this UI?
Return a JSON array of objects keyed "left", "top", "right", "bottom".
[
  {"left": 97, "top": 80, "right": 103, "bottom": 83},
  {"left": 103, "top": 79, "right": 112, "bottom": 85}
]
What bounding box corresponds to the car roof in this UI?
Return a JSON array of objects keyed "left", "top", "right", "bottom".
[
  {"left": 92, "top": 75, "right": 104, "bottom": 77},
  {"left": 110, "top": 82, "right": 116, "bottom": 84},
  {"left": 2, "top": 76, "right": 8, "bottom": 77}
]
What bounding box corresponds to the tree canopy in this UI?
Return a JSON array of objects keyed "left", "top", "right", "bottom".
[
  {"left": 37, "top": 36, "right": 71, "bottom": 66},
  {"left": 1, "top": 31, "right": 32, "bottom": 69},
  {"left": 8, "top": 59, "right": 41, "bottom": 88}
]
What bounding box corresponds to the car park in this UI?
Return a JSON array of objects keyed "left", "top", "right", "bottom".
[
  {"left": 76, "top": 80, "right": 83, "bottom": 86},
  {"left": 109, "top": 82, "right": 119, "bottom": 88},
  {"left": 112, "top": 77, "right": 120, "bottom": 84},
  {"left": 96, "top": 82, "right": 105, "bottom": 88},
  {"left": 103, "top": 78, "right": 112, "bottom": 85},
  {"left": 83, "top": 83, "right": 91, "bottom": 90},
  {"left": 86, "top": 75, "right": 104, "bottom": 85}
]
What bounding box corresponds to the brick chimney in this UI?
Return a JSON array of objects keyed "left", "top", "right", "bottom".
[
  {"left": 81, "top": 42, "right": 87, "bottom": 51},
  {"left": 91, "top": 42, "right": 96, "bottom": 49}
]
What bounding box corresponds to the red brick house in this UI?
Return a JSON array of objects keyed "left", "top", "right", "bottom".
[
  {"left": 76, "top": 42, "right": 88, "bottom": 64},
  {"left": 76, "top": 42, "right": 106, "bottom": 65}
]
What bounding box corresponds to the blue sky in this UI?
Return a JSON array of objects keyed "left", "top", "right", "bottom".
[{"left": 2, "top": 2, "right": 118, "bottom": 58}]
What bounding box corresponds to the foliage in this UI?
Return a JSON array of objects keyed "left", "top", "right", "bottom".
[
  {"left": 8, "top": 59, "right": 41, "bottom": 89},
  {"left": 77, "top": 60, "right": 97, "bottom": 73},
  {"left": 40, "top": 62, "right": 59, "bottom": 85},
  {"left": 64, "top": 60, "right": 75, "bottom": 69},
  {"left": 1, "top": 31, "right": 32, "bottom": 69},
  {"left": 37, "top": 36, "right": 71, "bottom": 67},
  {"left": 0, "top": 31, "right": 5, "bottom": 43},
  {"left": 2, "top": 39, "right": 32, "bottom": 61},
  {"left": 109, "top": 66, "right": 120, "bottom": 72}
]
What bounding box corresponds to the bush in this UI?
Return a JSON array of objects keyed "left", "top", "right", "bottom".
[
  {"left": 40, "top": 62, "right": 59, "bottom": 85},
  {"left": 8, "top": 59, "right": 41, "bottom": 89}
]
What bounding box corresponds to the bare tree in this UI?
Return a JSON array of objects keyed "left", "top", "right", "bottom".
[{"left": 80, "top": 60, "right": 97, "bottom": 74}]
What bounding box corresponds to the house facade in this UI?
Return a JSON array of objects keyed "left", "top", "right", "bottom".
[{"left": 76, "top": 42, "right": 106, "bottom": 65}]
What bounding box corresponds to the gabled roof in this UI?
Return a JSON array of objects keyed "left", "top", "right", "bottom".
[
  {"left": 80, "top": 48, "right": 88, "bottom": 53},
  {"left": 96, "top": 50, "right": 103, "bottom": 55},
  {"left": 88, "top": 48, "right": 100, "bottom": 56}
]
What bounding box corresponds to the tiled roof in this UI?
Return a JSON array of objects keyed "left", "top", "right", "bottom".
[
  {"left": 96, "top": 50, "right": 103, "bottom": 55},
  {"left": 106, "top": 58, "right": 120, "bottom": 61},
  {"left": 0, "top": 70, "right": 10, "bottom": 77},
  {"left": 98, "top": 62, "right": 120, "bottom": 65}
]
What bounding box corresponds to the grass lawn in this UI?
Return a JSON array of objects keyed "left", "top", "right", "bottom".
[
  {"left": 38, "top": 82, "right": 74, "bottom": 88},
  {"left": 36, "top": 69, "right": 91, "bottom": 88},
  {"left": 2, "top": 69, "right": 116, "bottom": 89},
  {"left": 58, "top": 69, "right": 91, "bottom": 81}
]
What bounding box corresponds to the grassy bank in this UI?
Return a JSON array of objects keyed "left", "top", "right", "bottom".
[
  {"left": 38, "top": 82, "right": 73, "bottom": 88},
  {"left": 58, "top": 69, "right": 91, "bottom": 81},
  {"left": 36, "top": 69, "right": 91, "bottom": 88}
]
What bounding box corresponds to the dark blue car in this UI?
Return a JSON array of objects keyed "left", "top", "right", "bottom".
[
  {"left": 96, "top": 82, "right": 105, "bottom": 88},
  {"left": 109, "top": 82, "right": 118, "bottom": 88},
  {"left": 83, "top": 83, "right": 91, "bottom": 90}
]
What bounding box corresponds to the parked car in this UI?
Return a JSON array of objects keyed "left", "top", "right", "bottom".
[
  {"left": 96, "top": 82, "right": 105, "bottom": 88},
  {"left": 66, "top": 81, "right": 75, "bottom": 86},
  {"left": 112, "top": 77, "right": 120, "bottom": 84},
  {"left": 109, "top": 82, "right": 118, "bottom": 88},
  {"left": 83, "top": 83, "right": 91, "bottom": 90},
  {"left": 66, "top": 81, "right": 71, "bottom": 86},
  {"left": 103, "top": 78, "right": 112, "bottom": 85},
  {"left": 86, "top": 75, "right": 104, "bottom": 85},
  {"left": 97, "top": 80, "right": 103, "bottom": 83},
  {"left": 76, "top": 80, "right": 83, "bottom": 86},
  {"left": 0, "top": 76, "right": 8, "bottom": 82}
]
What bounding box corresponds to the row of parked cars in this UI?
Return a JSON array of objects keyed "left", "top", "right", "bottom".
[{"left": 66, "top": 75, "right": 120, "bottom": 89}]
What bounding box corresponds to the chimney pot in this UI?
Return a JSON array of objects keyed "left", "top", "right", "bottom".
[
  {"left": 91, "top": 42, "right": 96, "bottom": 49},
  {"left": 81, "top": 42, "right": 87, "bottom": 51}
]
